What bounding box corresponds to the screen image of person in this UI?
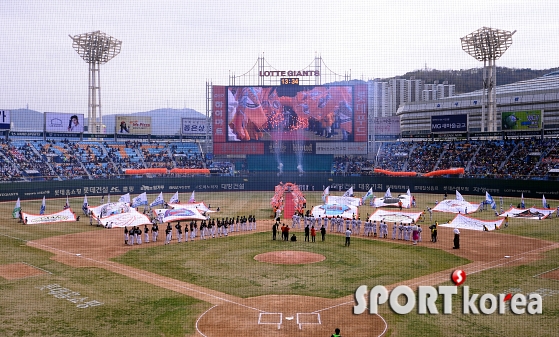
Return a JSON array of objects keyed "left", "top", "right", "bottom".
[
  {"left": 120, "top": 121, "right": 129, "bottom": 133},
  {"left": 68, "top": 115, "right": 80, "bottom": 132}
]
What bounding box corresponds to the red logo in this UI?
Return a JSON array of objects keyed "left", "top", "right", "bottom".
[{"left": 451, "top": 269, "right": 466, "bottom": 286}]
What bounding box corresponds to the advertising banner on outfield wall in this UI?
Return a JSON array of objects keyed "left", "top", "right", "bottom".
[
  {"left": 45, "top": 112, "right": 84, "bottom": 133},
  {"left": 115, "top": 116, "right": 152, "bottom": 135},
  {"left": 373, "top": 116, "right": 400, "bottom": 135},
  {"left": 431, "top": 114, "right": 468, "bottom": 133},
  {"left": 502, "top": 110, "right": 542, "bottom": 131},
  {"left": 181, "top": 118, "right": 211, "bottom": 136},
  {"left": 315, "top": 142, "right": 367, "bottom": 155}
]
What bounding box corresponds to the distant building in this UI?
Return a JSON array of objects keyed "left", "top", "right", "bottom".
[{"left": 368, "top": 77, "right": 455, "bottom": 118}]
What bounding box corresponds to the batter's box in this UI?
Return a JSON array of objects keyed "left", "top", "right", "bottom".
[
  {"left": 297, "top": 313, "right": 321, "bottom": 329},
  {"left": 258, "top": 312, "right": 282, "bottom": 327}
]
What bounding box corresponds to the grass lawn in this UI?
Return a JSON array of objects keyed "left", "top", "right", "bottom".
[{"left": 114, "top": 231, "right": 468, "bottom": 299}]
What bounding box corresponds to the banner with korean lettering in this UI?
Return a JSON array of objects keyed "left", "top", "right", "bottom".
[
  {"left": 431, "top": 114, "right": 468, "bottom": 133},
  {"left": 212, "top": 86, "right": 227, "bottom": 143},
  {"left": 116, "top": 116, "right": 152, "bottom": 135},
  {"left": 353, "top": 84, "right": 368, "bottom": 142},
  {"left": 181, "top": 118, "right": 210, "bottom": 136}
]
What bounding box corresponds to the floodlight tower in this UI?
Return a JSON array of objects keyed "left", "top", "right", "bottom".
[
  {"left": 69, "top": 31, "right": 122, "bottom": 133},
  {"left": 461, "top": 27, "right": 515, "bottom": 132}
]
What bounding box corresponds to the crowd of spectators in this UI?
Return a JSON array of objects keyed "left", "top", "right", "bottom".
[{"left": 3, "top": 137, "right": 559, "bottom": 182}]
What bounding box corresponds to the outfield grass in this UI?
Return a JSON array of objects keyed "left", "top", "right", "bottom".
[{"left": 114, "top": 231, "right": 468, "bottom": 299}]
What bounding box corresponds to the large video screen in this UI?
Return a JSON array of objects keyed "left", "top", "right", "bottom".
[
  {"left": 501, "top": 110, "right": 541, "bottom": 131},
  {"left": 212, "top": 84, "right": 368, "bottom": 155}
]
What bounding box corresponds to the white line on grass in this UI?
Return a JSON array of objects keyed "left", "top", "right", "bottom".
[{"left": 21, "top": 261, "right": 52, "bottom": 274}]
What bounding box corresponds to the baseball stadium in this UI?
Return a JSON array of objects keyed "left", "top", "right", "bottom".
[{"left": 2, "top": 9, "right": 559, "bottom": 337}]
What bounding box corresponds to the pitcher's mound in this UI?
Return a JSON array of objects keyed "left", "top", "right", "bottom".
[{"left": 255, "top": 251, "right": 325, "bottom": 264}]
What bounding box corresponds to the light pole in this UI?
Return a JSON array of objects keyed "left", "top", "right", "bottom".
[
  {"left": 70, "top": 31, "right": 122, "bottom": 133},
  {"left": 461, "top": 27, "right": 515, "bottom": 132}
]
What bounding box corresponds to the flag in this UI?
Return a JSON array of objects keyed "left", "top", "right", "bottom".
[
  {"left": 362, "top": 188, "right": 373, "bottom": 203},
  {"left": 542, "top": 195, "right": 547, "bottom": 208},
  {"left": 342, "top": 186, "right": 353, "bottom": 198},
  {"left": 485, "top": 191, "right": 496, "bottom": 210},
  {"left": 119, "top": 193, "right": 130, "bottom": 204},
  {"left": 520, "top": 193, "right": 525, "bottom": 208},
  {"left": 322, "top": 186, "right": 330, "bottom": 203},
  {"left": 456, "top": 190, "right": 465, "bottom": 201},
  {"left": 407, "top": 189, "right": 412, "bottom": 208},
  {"left": 40, "top": 196, "right": 46, "bottom": 215},
  {"left": 169, "top": 191, "right": 180, "bottom": 204},
  {"left": 12, "top": 198, "right": 21, "bottom": 219},
  {"left": 64, "top": 195, "right": 70, "bottom": 209},
  {"left": 188, "top": 191, "right": 196, "bottom": 203},
  {"left": 150, "top": 192, "right": 165, "bottom": 207},
  {"left": 131, "top": 192, "right": 148, "bottom": 208},
  {"left": 384, "top": 188, "right": 392, "bottom": 198}
]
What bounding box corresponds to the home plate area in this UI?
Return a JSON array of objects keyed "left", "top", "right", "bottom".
[
  {"left": 196, "top": 295, "right": 386, "bottom": 336},
  {"left": 258, "top": 312, "right": 320, "bottom": 330}
]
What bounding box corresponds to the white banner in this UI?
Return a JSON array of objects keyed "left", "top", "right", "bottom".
[
  {"left": 499, "top": 207, "right": 554, "bottom": 220},
  {"left": 153, "top": 208, "right": 207, "bottom": 223},
  {"left": 89, "top": 202, "right": 131, "bottom": 219},
  {"left": 99, "top": 209, "right": 152, "bottom": 228},
  {"left": 181, "top": 118, "right": 210, "bottom": 135},
  {"left": 432, "top": 199, "right": 480, "bottom": 214},
  {"left": 315, "top": 142, "right": 367, "bottom": 155},
  {"left": 170, "top": 202, "right": 215, "bottom": 213},
  {"left": 45, "top": 112, "right": 84, "bottom": 133},
  {"left": 368, "top": 209, "right": 423, "bottom": 224},
  {"left": 311, "top": 204, "right": 358, "bottom": 219},
  {"left": 372, "top": 194, "right": 411, "bottom": 208},
  {"left": 440, "top": 214, "right": 504, "bottom": 231},
  {"left": 22, "top": 208, "right": 76, "bottom": 224},
  {"left": 326, "top": 195, "right": 362, "bottom": 207}
]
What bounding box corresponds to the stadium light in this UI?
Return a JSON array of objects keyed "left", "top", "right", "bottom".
[
  {"left": 461, "top": 27, "right": 515, "bottom": 133},
  {"left": 69, "top": 31, "right": 122, "bottom": 133}
]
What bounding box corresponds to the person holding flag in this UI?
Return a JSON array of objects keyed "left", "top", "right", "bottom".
[
  {"left": 188, "top": 191, "right": 196, "bottom": 203},
  {"left": 150, "top": 192, "right": 165, "bottom": 208},
  {"left": 13, "top": 198, "right": 21, "bottom": 219},
  {"left": 39, "top": 196, "right": 46, "bottom": 215},
  {"left": 486, "top": 191, "right": 497, "bottom": 215},
  {"left": 542, "top": 195, "right": 548, "bottom": 209},
  {"left": 520, "top": 193, "right": 525, "bottom": 209},
  {"left": 64, "top": 195, "right": 70, "bottom": 210},
  {"left": 82, "top": 195, "right": 89, "bottom": 216},
  {"left": 362, "top": 188, "right": 373, "bottom": 205}
]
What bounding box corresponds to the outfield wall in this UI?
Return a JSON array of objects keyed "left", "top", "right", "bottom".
[{"left": 0, "top": 174, "right": 556, "bottom": 203}]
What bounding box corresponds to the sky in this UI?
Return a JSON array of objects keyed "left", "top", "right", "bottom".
[{"left": 1, "top": 0, "right": 558, "bottom": 115}]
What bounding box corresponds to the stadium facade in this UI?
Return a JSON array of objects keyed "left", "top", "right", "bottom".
[{"left": 396, "top": 72, "right": 559, "bottom": 137}]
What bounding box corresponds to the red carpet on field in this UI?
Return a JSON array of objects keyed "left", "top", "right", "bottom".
[{"left": 284, "top": 192, "right": 294, "bottom": 219}]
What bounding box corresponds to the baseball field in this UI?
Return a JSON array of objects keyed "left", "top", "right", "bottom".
[{"left": 1, "top": 191, "right": 558, "bottom": 336}]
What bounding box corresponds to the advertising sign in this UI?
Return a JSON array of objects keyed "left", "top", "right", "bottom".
[
  {"left": 115, "top": 116, "right": 152, "bottom": 135},
  {"left": 0, "top": 110, "right": 10, "bottom": 130},
  {"left": 431, "top": 114, "right": 468, "bottom": 133},
  {"left": 181, "top": 118, "right": 210, "bottom": 135},
  {"left": 373, "top": 116, "right": 400, "bottom": 135},
  {"left": 501, "top": 110, "right": 542, "bottom": 131},
  {"left": 45, "top": 113, "right": 84, "bottom": 133}
]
